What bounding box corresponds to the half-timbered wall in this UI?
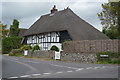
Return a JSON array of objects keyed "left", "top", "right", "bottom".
[{"left": 26, "top": 31, "right": 61, "bottom": 50}]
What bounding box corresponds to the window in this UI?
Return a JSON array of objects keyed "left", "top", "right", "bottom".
[
  {"left": 29, "top": 36, "right": 31, "bottom": 43},
  {"left": 38, "top": 35, "right": 42, "bottom": 39},
  {"left": 41, "top": 34, "right": 45, "bottom": 38},
  {"left": 36, "top": 36, "right": 39, "bottom": 43},
  {"left": 53, "top": 38, "right": 55, "bottom": 42},
  {"left": 41, "top": 38, "right": 43, "bottom": 42},
  {"left": 56, "top": 37, "right": 59, "bottom": 42},
  {"left": 48, "top": 33, "right": 51, "bottom": 37},
  {"left": 34, "top": 36, "right": 38, "bottom": 43},
  {"left": 39, "top": 38, "right": 42, "bottom": 43},
  {"left": 27, "top": 37, "right": 29, "bottom": 44},
  {"left": 48, "top": 37, "right": 50, "bottom": 42},
  {"left": 45, "top": 37, "right": 48, "bottom": 43},
  {"left": 51, "top": 32, "right": 55, "bottom": 37}
]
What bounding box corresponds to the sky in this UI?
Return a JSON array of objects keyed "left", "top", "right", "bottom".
[{"left": 1, "top": 0, "right": 108, "bottom": 31}]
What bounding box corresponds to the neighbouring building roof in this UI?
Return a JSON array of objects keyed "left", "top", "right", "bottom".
[
  {"left": 24, "top": 7, "right": 109, "bottom": 40},
  {"left": 19, "top": 28, "right": 28, "bottom": 37}
]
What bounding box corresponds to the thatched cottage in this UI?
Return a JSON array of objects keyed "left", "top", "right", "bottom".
[{"left": 23, "top": 5, "right": 109, "bottom": 50}]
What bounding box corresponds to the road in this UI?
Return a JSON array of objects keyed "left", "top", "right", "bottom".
[{"left": 2, "top": 55, "right": 119, "bottom": 79}]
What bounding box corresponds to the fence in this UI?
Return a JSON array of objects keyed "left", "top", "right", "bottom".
[{"left": 62, "top": 39, "right": 120, "bottom": 53}]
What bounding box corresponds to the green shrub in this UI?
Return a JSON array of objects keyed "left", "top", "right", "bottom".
[
  {"left": 112, "top": 59, "right": 120, "bottom": 64},
  {"left": 9, "top": 49, "right": 24, "bottom": 57},
  {"left": 11, "top": 49, "right": 22, "bottom": 55},
  {"left": 2, "top": 37, "right": 22, "bottom": 54},
  {"left": 9, "top": 49, "right": 22, "bottom": 56},
  {"left": 97, "top": 52, "right": 119, "bottom": 60},
  {"left": 32, "top": 45, "right": 40, "bottom": 52},
  {"left": 20, "top": 45, "right": 32, "bottom": 51},
  {"left": 9, "top": 53, "right": 15, "bottom": 56},
  {"left": 96, "top": 52, "right": 120, "bottom": 64},
  {"left": 50, "top": 45, "right": 59, "bottom": 52}
]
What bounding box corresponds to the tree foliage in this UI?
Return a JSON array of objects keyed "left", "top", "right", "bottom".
[
  {"left": 2, "top": 19, "right": 23, "bottom": 54},
  {"left": 98, "top": 2, "right": 120, "bottom": 39},
  {"left": 2, "top": 37, "right": 22, "bottom": 54},
  {"left": 9, "top": 19, "right": 20, "bottom": 37},
  {"left": 118, "top": 1, "right": 120, "bottom": 35},
  {"left": 0, "top": 21, "right": 9, "bottom": 37}
]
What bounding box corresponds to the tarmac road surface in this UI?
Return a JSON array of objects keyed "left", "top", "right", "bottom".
[{"left": 2, "top": 55, "right": 119, "bottom": 79}]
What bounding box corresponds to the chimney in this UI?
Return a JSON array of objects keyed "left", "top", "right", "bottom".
[{"left": 50, "top": 5, "right": 58, "bottom": 14}]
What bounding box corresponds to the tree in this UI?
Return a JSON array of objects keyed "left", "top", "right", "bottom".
[
  {"left": 98, "top": 2, "right": 120, "bottom": 39},
  {"left": 0, "top": 21, "right": 9, "bottom": 37},
  {"left": 9, "top": 19, "right": 20, "bottom": 37},
  {"left": 118, "top": 1, "right": 120, "bottom": 36},
  {"left": 2, "top": 37, "right": 22, "bottom": 54},
  {"left": 2, "top": 19, "right": 22, "bottom": 54}
]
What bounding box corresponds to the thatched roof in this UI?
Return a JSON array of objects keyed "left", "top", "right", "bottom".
[
  {"left": 19, "top": 28, "right": 28, "bottom": 37},
  {"left": 24, "top": 8, "right": 109, "bottom": 40}
]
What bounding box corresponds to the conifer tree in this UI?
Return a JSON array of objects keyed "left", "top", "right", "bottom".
[{"left": 9, "top": 19, "right": 19, "bottom": 37}]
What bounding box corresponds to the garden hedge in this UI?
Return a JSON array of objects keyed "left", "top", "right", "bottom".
[
  {"left": 20, "top": 45, "right": 32, "bottom": 51},
  {"left": 50, "top": 45, "right": 59, "bottom": 52},
  {"left": 32, "top": 45, "right": 40, "bottom": 52}
]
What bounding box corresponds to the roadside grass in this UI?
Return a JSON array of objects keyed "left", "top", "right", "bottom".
[
  {"left": 8, "top": 51, "right": 120, "bottom": 64},
  {"left": 8, "top": 54, "right": 120, "bottom": 64},
  {"left": 96, "top": 52, "right": 120, "bottom": 64},
  {"left": 24, "top": 56, "right": 58, "bottom": 61},
  {"left": 8, "top": 53, "right": 60, "bottom": 61},
  {"left": 97, "top": 61, "right": 109, "bottom": 64},
  {"left": 96, "top": 59, "right": 120, "bottom": 64},
  {"left": 9, "top": 54, "right": 120, "bottom": 64},
  {"left": 15, "top": 54, "right": 24, "bottom": 57},
  {"left": 9, "top": 53, "right": 24, "bottom": 57}
]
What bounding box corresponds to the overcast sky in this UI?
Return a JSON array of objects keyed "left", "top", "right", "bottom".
[{"left": 1, "top": 0, "right": 108, "bottom": 31}]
